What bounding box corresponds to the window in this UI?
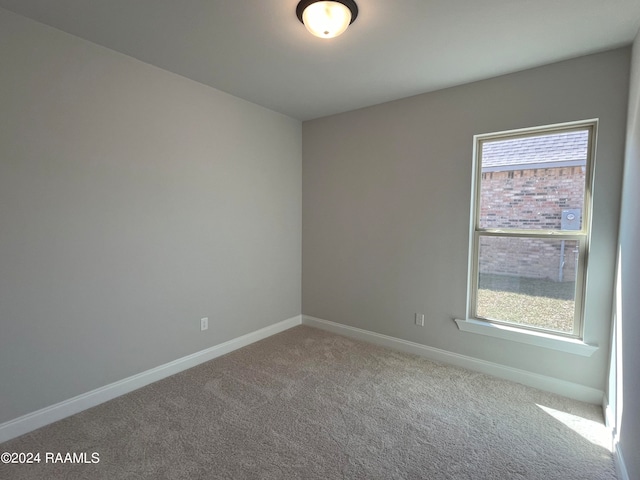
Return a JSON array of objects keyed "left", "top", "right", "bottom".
[{"left": 468, "top": 121, "right": 595, "bottom": 339}]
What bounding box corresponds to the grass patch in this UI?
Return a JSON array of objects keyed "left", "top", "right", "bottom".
[{"left": 477, "top": 274, "right": 576, "bottom": 333}]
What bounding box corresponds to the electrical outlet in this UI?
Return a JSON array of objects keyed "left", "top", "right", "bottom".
[
  {"left": 200, "top": 317, "right": 209, "bottom": 331},
  {"left": 415, "top": 313, "right": 425, "bottom": 326}
]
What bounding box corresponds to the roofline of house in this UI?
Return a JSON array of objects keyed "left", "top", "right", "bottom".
[{"left": 482, "top": 159, "right": 586, "bottom": 173}]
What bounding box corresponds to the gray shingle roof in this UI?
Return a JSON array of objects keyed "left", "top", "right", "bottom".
[{"left": 482, "top": 130, "right": 588, "bottom": 171}]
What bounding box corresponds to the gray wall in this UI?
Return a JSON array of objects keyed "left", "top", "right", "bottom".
[
  {"left": 615, "top": 29, "right": 640, "bottom": 480},
  {"left": 303, "top": 49, "right": 629, "bottom": 391},
  {"left": 0, "top": 8, "right": 301, "bottom": 424}
]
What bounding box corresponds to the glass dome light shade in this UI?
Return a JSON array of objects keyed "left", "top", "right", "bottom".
[{"left": 302, "top": 1, "right": 352, "bottom": 39}]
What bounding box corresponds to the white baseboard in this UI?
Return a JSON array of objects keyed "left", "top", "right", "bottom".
[
  {"left": 603, "top": 395, "right": 615, "bottom": 448},
  {"left": 0, "top": 315, "right": 301, "bottom": 443},
  {"left": 604, "top": 396, "right": 630, "bottom": 480},
  {"left": 613, "top": 442, "right": 629, "bottom": 480},
  {"left": 302, "top": 315, "right": 604, "bottom": 404},
  {"left": 603, "top": 396, "right": 612, "bottom": 428}
]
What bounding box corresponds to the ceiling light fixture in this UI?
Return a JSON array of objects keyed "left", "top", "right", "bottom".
[{"left": 296, "top": 0, "right": 359, "bottom": 39}]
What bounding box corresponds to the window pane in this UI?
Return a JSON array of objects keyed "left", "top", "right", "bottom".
[
  {"left": 476, "top": 236, "right": 579, "bottom": 334},
  {"left": 479, "top": 130, "right": 588, "bottom": 230}
]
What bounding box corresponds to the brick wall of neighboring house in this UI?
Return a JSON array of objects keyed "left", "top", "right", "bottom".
[
  {"left": 479, "top": 236, "right": 580, "bottom": 281},
  {"left": 479, "top": 166, "right": 585, "bottom": 282}
]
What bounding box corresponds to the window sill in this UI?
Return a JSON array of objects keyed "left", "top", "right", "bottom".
[{"left": 453, "top": 318, "right": 598, "bottom": 357}]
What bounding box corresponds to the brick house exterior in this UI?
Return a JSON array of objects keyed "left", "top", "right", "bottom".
[{"left": 478, "top": 130, "right": 588, "bottom": 282}]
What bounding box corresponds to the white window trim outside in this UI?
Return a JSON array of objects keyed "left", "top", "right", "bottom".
[{"left": 456, "top": 119, "right": 599, "bottom": 357}]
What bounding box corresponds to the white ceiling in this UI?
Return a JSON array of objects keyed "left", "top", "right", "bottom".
[{"left": 1, "top": 0, "right": 640, "bottom": 120}]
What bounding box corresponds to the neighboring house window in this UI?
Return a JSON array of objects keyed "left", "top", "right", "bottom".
[{"left": 469, "top": 121, "right": 595, "bottom": 338}]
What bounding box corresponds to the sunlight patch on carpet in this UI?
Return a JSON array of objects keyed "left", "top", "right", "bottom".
[{"left": 536, "top": 404, "right": 611, "bottom": 451}]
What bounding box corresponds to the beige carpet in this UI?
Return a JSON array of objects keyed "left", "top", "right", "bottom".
[{"left": 1, "top": 325, "right": 615, "bottom": 479}]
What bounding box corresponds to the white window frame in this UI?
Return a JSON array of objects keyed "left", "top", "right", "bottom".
[{"left": 455, "top": 120, "right": 599, "bottom": 357}]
